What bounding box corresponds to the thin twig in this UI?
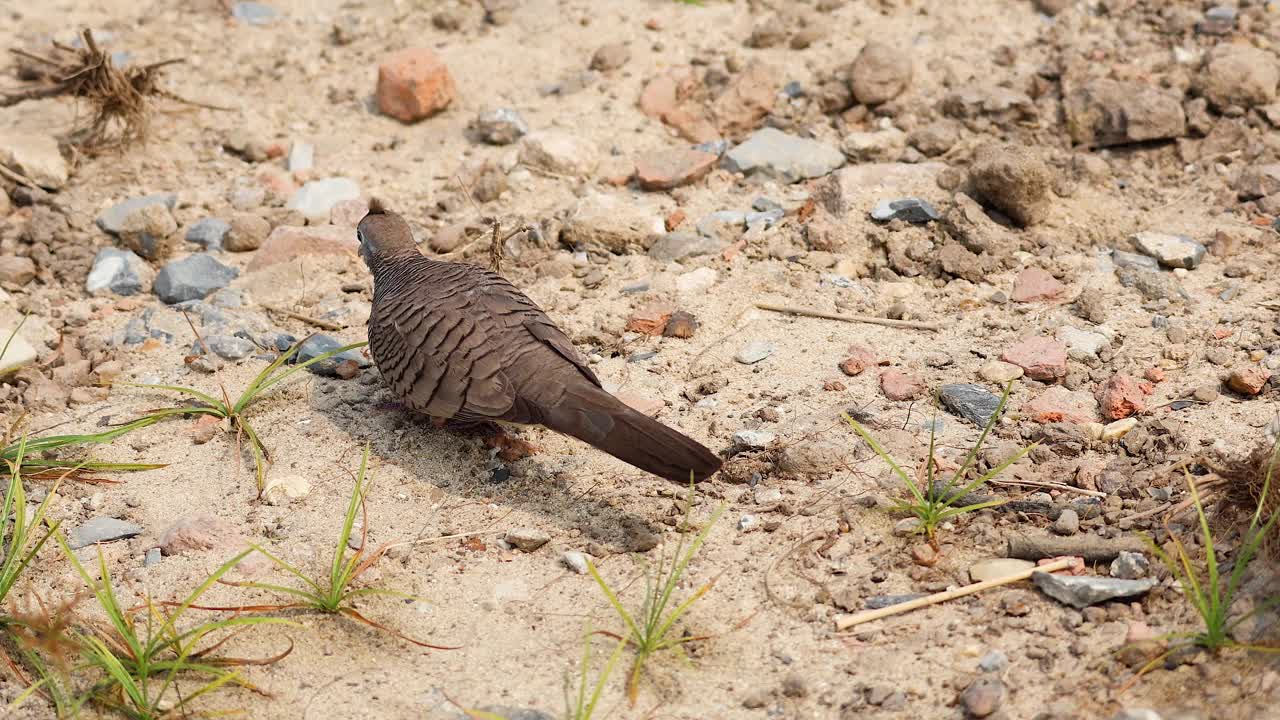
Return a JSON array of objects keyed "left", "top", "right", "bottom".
[
  {"left": 0, "top": 163, "right": 39, "bottom": 189},
  {"left": 260, "top": 303, "right": 343, "bottom": 331},
  {"left": 755, "top": 303, "right": 942, "bottom": 332},
  {"left": 834, "top": 557, "right": 1073, "bottom": 630},
  {"left": 986, "top": 478, "right": 1107, "bottom": 499}
]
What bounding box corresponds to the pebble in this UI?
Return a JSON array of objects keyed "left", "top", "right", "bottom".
[
  {"left": 504, "top": 528, "right": 550, "bottom": 552},
  {"left": 635, "top": 147, "right": 718, "bottom": 190},
  {"left": 376, "top": 47, "right": 456, "bottom": 122},
  {"left": 589, "top": 42, "right": 630, "bottom": 71},
  {"left": 1131, "top": 231, "right": 1206, "bottom": 270},
  {"left": 880, "top": 369, "right": 927, "bottom": 401},
  {"left": 1057, "top": 326, "right": 1110, "bottom": 360},
  {"left": 865, "top": 594, "right": 926, "bottom": 610},
  {"left": 0, "top": 331, "right": 36, "bottom": 374},
  {"left": 1110, "top": 551, "right": 1150, "bottom": 580},
  {"left": 232, "top": 1, "right": 278, "bottom": 25},
  {"left": 1198, "top": 5, "right": 1236, "bottom": 35},
  {"left": 696, "top": 210, "right": 746, "bottom": 242},
  {"left": 1199, "top": 45, "right": 1278, "bottom": 110},
  {"left": 1100, "top": 374, "right": 1146, "bottom": 420},
  {"left": 969, "top": 143, "right": 1053, "bottom": 226},
  {"left": 969, "top": 558, "right": 1034, "bottom": 583},
  {"left": 1101, "top": 417, "right": 1138, "bottom": 442},
  {"left": 224, "top": 213, "right": 271, "bottom": 252},
  {"left": 144, "top": 548, "right": 162, "bottom": 567},
  {"left": 940, "top": 384, "right": 1002, "bottom": 426},
  {"left": 0, "top": 256, "right": 35, "bottom": 286},
  {"left": 1031, "top": 571, "right": 1156, "bottom": 609},
  {"left": 286, "top": 178, "right": 361, "bottom": 224},
  {"left": 1012, "top": 267, "right": 1067, "bottom": 303},
  {"left": 733, "top": 430, "right": 776, "bottom": 448},
  {"left": 119, "top": 203, "right": 178, "bottom": 260},
  {"left": 186, "top": 218, "right": 231, "bottom": 250},
  {"left": 870, "top": 198, "right": 939, "bottom": 224},
  {"left": 977, "top": 650, "right": 1008, "bottom": 673},
  {"left": 735, "top": 340, "right": 775, "bottom": 364},
  {"left": 1228, "top": 367, "right": 1270, "bottom": 396},
  {"left": 196, "top": 335, "right": 256, "bottom": 361},
  {"left": 69, "top": 517, "right": 143, "bottom": 549},
  {"left": 1111, "top": 711, "right": 1164, "bottom": 720},
  {"left": 261, "top": 474, "right": 311, "bottom": 506},
  {"left": 473, "top": 108, "right": 529, "bottom": 145},
  {"left": 849, "top": 41, "right": 913, "bottom": 105},
  {"left": 153, "top": 254, "right": 238, "bottom": 304},
  {"left": 0, "top": 131, "right": 68, "bottom": 190},
  {"left": 960, "top": 676, "right": 1003, "bottom": 718},
  {"left": 1064, "top": 80, "right": 1187, "bottom": 147},
  {"left": 755, "top": 486, "right": 783, "bottom": 504},
  {"left": 249, "top": 225, "right": 359, "bottom": 271},
  {"left": 737, "top": 514, "right": 760, "bottom": 532},
  {"left": 1112, "top": 249, "right": 1161, "bottom": 270},
  {"left": 96, "top": 193, "right": 178, "bottom": 236},
  {"left": 722, "top": 127, "right": 844, "bottom": 183},
  {"left": 978, "top": 361, "right": 1023, "bottom": 384},
  {"left": 1001, "top": 336, "right": 1067, "bottom": 381},
  {"left": 675, "top": 267, "right": 717, "bottom": 294},
  {"left": 520, "top": 131, "right": 599, "bottom": 177},
  {"left": 893, "top": 517, "right": 923, "bottom": 537},
  {"left": 293, "top": 334, "right": 371, "bottom": 376},
  {"left": 286, "top": 140, "right": 314, "bottom": 173},
  {"left": 1053, "top": 508, "right": 1080, "bottom": 536},
  {"left": 745, "top": 209, "right": 784, "bottom": 228},
  {"left": 841, "top": 129, "right": 906, "bottom": 162},
  {"left": 1236, "top": 163, "right": 1280, "bottom": 200},
  {"left": 561, "top": 551, "right": 589, "bottom": 574}
]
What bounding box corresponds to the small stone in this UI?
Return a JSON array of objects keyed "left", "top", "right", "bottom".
[
  {"left": 849, "top": 41, "right": 912, "bottom": 105},
  {"left": 869, "top": 198, "right": 939, "bottom": 224},
  {"left": 1099, "top": 375, "right": 1146, "bottom": 420},
  {"left": 1001, "top": 336, "right": 1067, "bottom": 382},
  {"left": 232, "top": 1, "right": 278, "bottom": 25},
  {"left": 285, "top": 140, "right": 314, "bottom": 173},
  {"left": 504, "top": 528, "right": 550, "bottom": 552},
  {"left": 224, "top": 213, "right": 271, "bottom": 252},
  {"left": 69, "top": 517, "right": 143, "bottom": 549},
  {"left": 840, "top": 129, "right": 906, "bottom": 162},
  {"left": 880, "top": 369, "right": 926, "bottom": 401},
  {"left": 520, "top": 131, "right": 599, "bottom": 177},
  {"left": 261, "top": 474, "right": 311, "bottom": 506},
  {"left": 119, "top": 203, "right": 178, "bottom": 261},
  {"left": 376, "top": 47, "right": 456, "bottom": 123},
  {"left": 292, "top": 334, "right": 370, "bottom": 377},
  {"left": 940, "top": 384, "right": 1002, "bottom": 426},
  {"left": 733, "top": 430, "right": 776, "bottom": 448},
  {"left": 960, "top": 676, "right": 1004, "bottom": 718},
  {"left": 144, "top": 548, "right": 162, "bottom": 567},
  {"left": 696, "top": 211, "right": 745, "bottom": 242},
  {"left": 1023, "top": 386, "right": 1098, "bottom": 424},
  {"left": 473, "top": 108, "right": 529, "bottom": 145},
  {"left": 1111, "top": 551, "right": 1150, "bottom": 580},
  {"left": 635, "top": 147, "right": 718, "bottom": 190},
  {"left": 664, "top": 310, "right": 699, "bottom": 338},
  {"left": 1228, "top": 367, "right": 1270, "bottom": 396},
  {"left": 97, "top": 194, "right": 178, "bottom": 236},
  {"left": 977, "top": 650, "right": 1009, "bottom": 672},
  {"left": 978, "top": 361, "right": 1023, "bottom": 384},
  {"left": 722, "top": 127, "right": 844, "bottom": 183},
  {"left": 1199, "top": 45, "right": 1278, "bottom": 110},
  {"left": 911, "top": 543, "right": 938, "bottom": 566},
  {"left": 893, "top": 517, "right": 923, "bottom": 537},
  {"left": 186, "top": 218, "right": 231, "bottom": 250},
  {"left": 1112, "top": 250, "right": 1161, "bottom": 270},
  {"left": 1057, "top": 326, "right": 1110, "bottom": 361},
  {"left": 1131, "top": 231, "right": 1206, "bottom": 270},
  {"left": 969, "top": 143, "right": 1053, "bottom": 227},
  {"left": 675, "top": 267, "right": 717, "bottom": 294},
  {"left": 737, "top": 514, "right": 760, "bottom": 532},
  {"left": 969, "top": 558, "right": 1035, "bottom": 583},
  {"left": 202, "top": 335, "right": 257, "bottom": 361},
  {"left": 248, "top": 224, "right": 358, "bottom": 271},
  {"left": 1011, "top": 267, "right": 1066, "bottom": 302},
  {"left": 1101, "top": 417, "right": 1138, "bottom": 442},
  {"left": 1236, "top": 164, "right": 1280, "bottom": 200},
  {"left": 839, "top": 344, "right": 879, "bottom": 376},
  {"left": 0, "top": 132, "right": 68, "bottom": 190},
  {"left": 561, "top": 551, "right": 590, "bottom": 575},
  {"left": 907, "top": 120, "right": 961, "bottom": 156},
  {"left": 286, "top": 178, "right": 361, "bottom": 224},
  {"left": 781, "top": 673, "right": 807, "bottom": 699},
  {"left": 1031, "top": 571, "right": 1156, "bottom": 609},
  {"left": 1111, "top": 711, "right": 1164, "bottom": 720},
  {"left": 589, "top": 42, "right": 629, "bottom": 71},
  {"left": 624, "top": 301, "right": 674, "bottom": 336},
  {"left": 0, "top": 256, "right": 35, "bottom": 286},
  {"left": 0, "top": 330, "right": 37, "bottom": 374},
  {"left": 153, "top": 254, "right": 238, "bottom": 304},
  {"left": 1053, "top": 508, "right": 1080, "bottom": 536},
  {"left": 647, "top": 233, "right": 724, "bottom": 262},
  {"left": 735, "top": 340, "right": 775, "bottom": 364},
  {"left": 1064, "top": 80, "right": 1186, "bottom": 147}
]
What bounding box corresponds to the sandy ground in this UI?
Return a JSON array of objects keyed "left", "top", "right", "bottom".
[{"left": 3, "top": 0, "right": 1280, "bottom": 718}]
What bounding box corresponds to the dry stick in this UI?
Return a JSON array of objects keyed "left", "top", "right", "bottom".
[
  {"left": 0, "top": 163, "right": 39, "bottom": 189},
  {"left": 834, "top": 557, "right": 1074, "bottom": 630},
  {"left": 1006, "top": 534, "right": 1146, "bottom": 563},
  {"left": 260, "top": 303, "right": 343, "bottom": 332},
  {"left": 986, "top": 477, "right": 1107, "bottom": 499},
  {"left": 754, "top": 303, "right": 942, "bottom": 332}
]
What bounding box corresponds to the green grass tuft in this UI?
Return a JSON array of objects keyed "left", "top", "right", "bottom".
[{"left": 843, "top": 380, "right": 1033, "bottom": 545}]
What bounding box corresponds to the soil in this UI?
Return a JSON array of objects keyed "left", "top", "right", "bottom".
[{"left": 3, "top": 1, "right": 1280, "bottom": 719}]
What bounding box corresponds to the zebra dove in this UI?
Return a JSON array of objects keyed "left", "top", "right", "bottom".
[{"left": 357, "top": 200, "right": 722, "bottom": 483}]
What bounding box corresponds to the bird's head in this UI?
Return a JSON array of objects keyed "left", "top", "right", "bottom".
[{"left": 356, "top": 198, "right": 418, "bottom": 269}]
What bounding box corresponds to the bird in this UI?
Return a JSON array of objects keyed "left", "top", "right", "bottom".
[{"left": 356, "top": 199, "right": 722, "bottom": 484}]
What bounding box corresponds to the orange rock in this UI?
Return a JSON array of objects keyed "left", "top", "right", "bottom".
[
  {"left": 880, "top": 369, "right": 927, "bottom": 401},
  {"left": 624, "top": 301, "right": 675, "bottom": 336},
  {"left": 639, "top": 69, "right": 721, "bottom": 143},
  {"left": 1098, "top": 374, "right": 1146, "bottom": 420},
  {"left": 712, "top": 61, "right": 780, "bottom": 140},
  {"left": 635, "top": 148, "right": 718, "bottom": 190},
  {"left": 838, "top": 343, "right": 879, "bottom": 376},
  {"left": 247, "top": 225, "right": 359, "bottom": 272},
  {"left": 665, "top": 209, "right": 687, "bottom": 231},
  {"left": 1011, "top": 267, "right": 1066, "bottom": 303},
  {"left": 1144, "top": 367, "right": 1165, "bottom": 383},
  {"left": 376, "top": 48, "right": 456, "bottom": 123}
]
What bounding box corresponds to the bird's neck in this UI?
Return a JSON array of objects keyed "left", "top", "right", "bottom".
[{"left": 370, "top": 250, "right": 437, "bottom": 300}]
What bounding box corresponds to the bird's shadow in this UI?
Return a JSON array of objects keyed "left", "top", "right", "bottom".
[{"left": 311, "top": 369, "right": 666, "bottom": 553}]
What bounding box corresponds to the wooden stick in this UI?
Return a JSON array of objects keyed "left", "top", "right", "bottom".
[
  {"left": 0, "top": 163, "right": 39, "bottom": 189},
  {"left": 754, "top": 303, "right": 942, "bottom": 331},
  {"left": 835, "top": 557, "right": 1074, "bottom": 630},
  {"left": 1006, "top": 534, "right": 1146, "bottom": 563},
  {"left": 986, "top": 477, "right": 1107, "bottom": 499},
  {"left": 260, "top": 303, "right": 343, "bottom": 331}
]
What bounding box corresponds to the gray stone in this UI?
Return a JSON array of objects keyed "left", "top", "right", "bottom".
[
  {"left": 87, "top": 247, "right": 153, "bottom": 296},
  {"left": 69, "top": 517, "right": 143, "bottom": 549},
  {"left": 865, "top": 593, "right": 927, "bottom": 609},
  {"left": 939, "top": 384, "right": 1001, "bottom": 426},
  {"left": 286, "top": 140, "right": 314, "bottom": 173},
  {"left": 977, "top": 650, "right": 1008, "bottom": 673},
  {"left": 1112, "top": 249, "right": 1161, "bottom": 270},
  {"left": 722, "top": 128, "right": 845, "bottom": 183},
  {"left": 696, "top": 211, "right": 746, "bottom": 242},
  {"left": 195, "top": 335, "right": 256, "bottom": 361},
  {"left": 504, "top": 528, "right": 550, "bottom": 552},
  {"left": 737, "top": 514, "right": 759, "bottom": 532},
  {"left": 561, "top": 551, "right": 589, "bottom": 574},
  {"left": 754, "top": 199, "right": 781, "bottom": 216},
  {"left": 648, "top": 233, "right": 725, "bottom": 262},
  {"left": 186, "top": 218, "right": 231, "bottom": 250},
  {"left": 520, "top": 131, "right": 599, "bottom": 176},
  {"left": 474, "top": 108, "right": 529, "bottom": 145},
  {"left": 97, "top": 193, "right": 178, "bottom": 236},
  {"left": 1131, "top": 231, "right": 1207, "bottom": 270},
  {"left": 232, "top": 2, "right": 278, "bottom": 25},
  {"left": 733, "top": 430, "right": 776, "bottom": 448},
  {"left": 1031, "top": 571, "right": 1156, "bottom": 609},
  {"left": 745, "top": 209, "right": 784, "bottom": 228},
  {"left": 153, "top": 254, "right": 238, "bottom": 304},
  {"left": 871, "top": 198, "right": 940, "bottom": 224},
  {"left": 1053, "top": 508, "right": 1080, "bottom": 536},
  {"left": 1110, "top": 551, "right": 1150, "bottom": 580},
  {"left": 292, "top": 333, "right": 371, "bottom": 376},
  {"left": 144, "top": 548, "right": 162, "bottom": 567},
  {"left": 735, "top": 340, "right": 774, "bottom": 364},
  {"left": 286, "top": 177, "right": 360, "bottom": 223},
  {"left": 119, "top": 204, "right": 178, "bottom": 260}
]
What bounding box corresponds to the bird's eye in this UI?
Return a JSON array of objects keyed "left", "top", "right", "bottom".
[{"left": 357, "top": 229, "right": 366, "bottom": 244}]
